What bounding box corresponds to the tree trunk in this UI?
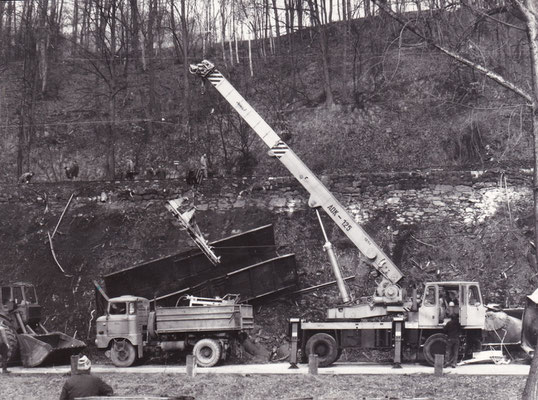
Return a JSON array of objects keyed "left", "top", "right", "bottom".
[
  {"left": 248, "top": 38, "right": 254, "bottom": 77},
  {"left": 521, "top": 1, "right": 538, "bottom": 395},
  {"left": 72, "top": 0, "right": 78, "bottom": 53},
  {"left": 38, "top": 0, "right": 49, "bottom": 94},
  {"left": 106, "top": 0, "right": 117, "bottom": 180},
  {"left": 272, "top": 0, "right": 280, "bottom": 38},
  {"left": 524, "top": 334, "right": 538, "bottom": 399},
  {"left": 221, "top": 0, "right": 227, "bottom": 66},
  {"left": 180, "top": 0, "right": 190, "bottom": 132},
  {"left": 297, "top": 0, "right": 303, "bottom": 30}
]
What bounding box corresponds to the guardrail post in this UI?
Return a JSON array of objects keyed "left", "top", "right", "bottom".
[
  {"left": 434, "top": 354, "right": 444, "bottom": 376},
  {"left": 289, "top": 318, "right": 300, "bottom": 369},
  {"left": 308, "top": 354, "right": 318, "bottom": 375},
  {"left": 186, "top": 355, "right": 196, "bottom": 377}
]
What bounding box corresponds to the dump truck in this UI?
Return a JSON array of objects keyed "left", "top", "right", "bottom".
[
  {"left": 189, "top": 60, "right": 526, "bottom": 367},
  {"left": 0, "top": 282, "right": 86, "bottom": 367},
  {"left": 95, "top": 294, "right": 253, "bottom": 367}
]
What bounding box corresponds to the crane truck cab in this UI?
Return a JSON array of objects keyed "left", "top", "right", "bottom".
[{"left": 415, "top": 281, "right": 486, "bottom": 328}]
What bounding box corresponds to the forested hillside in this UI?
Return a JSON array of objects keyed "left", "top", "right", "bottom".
[{"left": 0, "top": 1, "right": 534, "bottom": 183}]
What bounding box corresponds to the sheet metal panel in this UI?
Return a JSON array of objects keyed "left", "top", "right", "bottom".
[{"left": 103, "top": 225, "right": 298, "bottom": 304}]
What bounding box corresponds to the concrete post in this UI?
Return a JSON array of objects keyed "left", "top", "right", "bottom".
[
  {"left": 308, "top": 354, "right": 318, "bottom": 375},
  {"left": 434, "top": 354, "right": 444, "bottom": 376},
  {"left": 186, "top": 355, "right": 196, "bottom": 377},
  {"left": 70, "top": 355, "right": 79, "bottom": 375}
]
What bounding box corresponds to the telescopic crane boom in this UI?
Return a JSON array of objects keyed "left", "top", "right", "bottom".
[{"left": 190, "top": 60, "right": 404, "bottom": 305}]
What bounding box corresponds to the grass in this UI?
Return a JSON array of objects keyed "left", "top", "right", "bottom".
[{"left": 0, "top": 372, "right": 525, "bottom": 400}]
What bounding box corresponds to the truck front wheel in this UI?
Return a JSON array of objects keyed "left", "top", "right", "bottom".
[
  {"left": 305, "top": 333, "right": 339, "bottom": 367},
  {"left": 423, "top": 333, "right": 456, "bottom": 367},
  {"left": 193, "top": 338, "right": 222, "bottom": 367},
  {"left": 110, "top": 340, "right": 136, "bottom": 367}
]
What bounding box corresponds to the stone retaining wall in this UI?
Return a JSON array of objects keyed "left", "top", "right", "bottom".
[{"left": 1, "top": 167, "right": 532, "bottom": 227}]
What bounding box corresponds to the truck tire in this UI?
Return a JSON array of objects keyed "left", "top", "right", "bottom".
[
  {"left": 110, "top": 340, "right": 137, "bottom": 367},
  {"left": 305, "top": 333, "right": 339, "bottom": 367},
  {"left": 0, "top": 316, "right": 18, "bottom": 362},
  {"left": 193, "top": 338, "right": 222, "bottom": 367},
  {"left": 423, "top": 333, "right": 456, "bottom": 367}
]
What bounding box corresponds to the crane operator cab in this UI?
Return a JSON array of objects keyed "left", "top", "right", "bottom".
[{"left": 417, "top": 282, "right": 486, "bottom": 329}]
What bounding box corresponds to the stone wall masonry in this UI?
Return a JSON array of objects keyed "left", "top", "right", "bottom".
[{"left": 1, "top": 167, "right": 533, "bottom": 227}]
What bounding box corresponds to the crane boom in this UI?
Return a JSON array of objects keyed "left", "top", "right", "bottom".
[{"left": 190, "top": 60, "right": 404, "bottom": 303}]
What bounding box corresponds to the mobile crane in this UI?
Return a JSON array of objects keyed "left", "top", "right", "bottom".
[{"left": 189, "top": 60, "right": 495, "bottom": 367}]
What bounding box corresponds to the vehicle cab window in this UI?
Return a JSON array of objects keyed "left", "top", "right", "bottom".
[
  {"left": 13, "top": 287, "right": 23, "bottom": 305},
  {"left": 110, "top": 302, "right": 127, "bottom": 315},
  {"left": 468, "top": 285, "right": 481, "bottom": 306},
  {"left": 24, "top": 286, "right": 37, "bottom": 304},
  {"left": 424, "top": 286, "right": 436, "bottom": 306},
  {"left": 1, "top": 287, "right": 11, "bottom": 305}
]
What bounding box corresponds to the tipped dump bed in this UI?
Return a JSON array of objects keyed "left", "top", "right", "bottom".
[{"left": 17, "top": 332, "right": 86, "bottom": 367}]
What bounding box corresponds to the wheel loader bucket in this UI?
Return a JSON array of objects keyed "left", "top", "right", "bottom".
[{"left": 17, "top": 332, "right": 86, "bottom": 367}]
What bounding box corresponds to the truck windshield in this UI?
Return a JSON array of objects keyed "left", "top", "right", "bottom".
[{"left": 110, "top": 302, "right": 127, "bottom": 315}]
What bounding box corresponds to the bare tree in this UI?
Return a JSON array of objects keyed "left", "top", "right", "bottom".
[
  {"left": 306, "top": 0, "right": 335, "bottom": 108},
  {"left": 169, "top": 0, "right": 193, "bottom": 134}
]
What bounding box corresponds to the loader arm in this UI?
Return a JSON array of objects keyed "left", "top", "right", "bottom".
[{"left": 190, "top": 60, "right": 404, "bottom": 304}]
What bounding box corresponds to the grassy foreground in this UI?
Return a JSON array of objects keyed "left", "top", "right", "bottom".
[{"left": 0, "top": 372, "right": 525, "bottom": 399}]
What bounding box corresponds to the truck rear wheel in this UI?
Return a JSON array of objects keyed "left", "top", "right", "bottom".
[
  {"left": 423, "top": 333, "right": 456, "bottom": 367},
  {"left": 193, "top": 338, "right": 222, "bottom": 367},
  {"left": 110, "top": 340, "right": 136, "bottom": 367},
  {"left": 305, "top": 333, "right": 339, "bottom": 367}
]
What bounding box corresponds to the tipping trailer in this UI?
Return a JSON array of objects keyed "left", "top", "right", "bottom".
[
  {"left": 189, "top": 60, "right": 525, "bottom": 367},
  {"left": 0, "top": 282, "right": 86, "bottom": 367},
  {"left": 95, "top": 294, "right": 253, "bottom": 367}
]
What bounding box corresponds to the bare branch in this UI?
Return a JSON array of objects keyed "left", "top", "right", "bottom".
[{"left": 370, "top": 0, "right": 533, "bottom": 105}]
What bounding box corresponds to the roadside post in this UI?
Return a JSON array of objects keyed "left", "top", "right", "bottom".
[
  {"left": 186, "top": 355, "right": 197, "bottom": 377},
  {"left": 434, "top": 354, "right": 444, "bottom": 376},
  {"left": 308, "top": 354, "right": 318, "bottom": 375},
  {"left": 70, "top": 355, "right": 79, "bottom": 375}
]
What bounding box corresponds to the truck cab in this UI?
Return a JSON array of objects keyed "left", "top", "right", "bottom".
[
  {"left": 417, "top": 281, "right": 486, "bottom": 328},
  {"left": 95, "top": 296, "right": 150, "bottom": 357}
]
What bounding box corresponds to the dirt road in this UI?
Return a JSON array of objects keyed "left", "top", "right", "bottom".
[{"left": 9, "top": 361, "right": 531, "bottom": 376}]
